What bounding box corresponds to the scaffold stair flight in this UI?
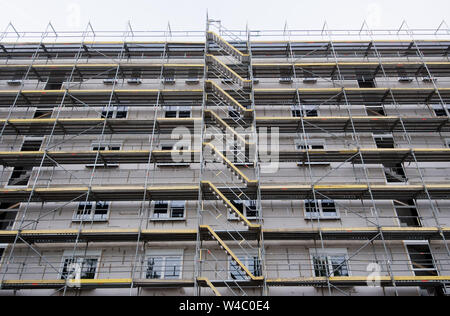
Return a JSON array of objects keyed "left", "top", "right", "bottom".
[{"left": 207, "top": 31, "right": 250, "bottom": 63}]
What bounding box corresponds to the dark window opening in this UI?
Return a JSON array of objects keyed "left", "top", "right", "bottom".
[
  {"left": 165, "top": 110, "right": 177, "bottom": 118},
  {"left": 292, "top": 105, "right": 318, "bottom": 118},
  {"left": 154, "top": 201, "right": 169, "bottom": 219},
  {"left": 21, "top": 139, "right": 43, "bottom": 152},
  {"left": 374, "top": 135, "right": 395, "bottom": 149},
  {"left": 33, "top": 108, "right": 53, "bottom": 119},
  {"left": 384, "top": 163, "right": 407, "bottom": 183},
  {"left": 366, "top": 106, "right": 386, "bottom": 116},
  {"left": 433, "top": 105, "right": 448, "bottom": 117},
  {"left": 407, "top": 244, "right": 438, "bottom": 277},
  {"left": 0, "top": 202, "right": 19, "bottom": 230},
  {"left": 357, "top": 75, "right": 376, "bottom": 88},
  {"left": 229, "top": 107, "right": 241, "bottom": 118},
  {"left": 178, "top": 110, "right": 191, "bottom": 118},
  {"left": 8, "top": 167, "right": 32, "bottom": 186},
  {"left": 45, "top": 77, "right": 64, "bottom": 90},
  {"left": 395, "top": 200, "right": 421, "bottom": 227},
  {"left": 230, "top": 200, "right": 259, "bottom": 219}
]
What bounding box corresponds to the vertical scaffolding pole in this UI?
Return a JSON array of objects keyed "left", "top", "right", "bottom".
[
  {"left": 322, "top": 22, "right": 399, "bottom": 296},
  {"left": 129, "top": 22, "right": 171, "bottom": 296},
  {"left": 194, "top": 13, "right": 210, "bottom": 297},
  {"left": 0, "top": 22, "right": 94, "bottom": 287},
  {"left": 246, "top": 23, "right": 268, "bottom": 296},
  {"left": 62, "top": 22, "right": 132, "bottom": 296}
]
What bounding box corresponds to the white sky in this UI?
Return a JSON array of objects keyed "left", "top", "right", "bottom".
[{"left": 0, "top": 0, "right": 449, "bottom": 33}]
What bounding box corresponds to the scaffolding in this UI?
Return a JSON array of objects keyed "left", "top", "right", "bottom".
[{"left": 0, "top": 19, "right": 449, "bottom": 296}]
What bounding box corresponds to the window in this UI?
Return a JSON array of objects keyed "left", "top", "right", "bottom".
[
  {"left": 395, "top": 200, "right": 421, "bottom": 227},
  {"left": 152, "top": 201, "right": 186, "bottom": 220},
  {"left": 228, "top": 106, "right": 241, "bottom": 119},
  {"left": 73, "top": 202, "right": 110, "bottom": 222},
  {"left": 229, "top": 256, "right": 262, "bottom": 280},
  {"left": 311, "top": 250, "right": 349, "bottom": 277},
  {"left": 229, "top": 200, "right": 259, "bottom": 220},
  {"left": 146, "top": 256, "right": 182, "bottom": 280},
  {"left": 296, "top": 142, "right": 324, "bottom": 151},
  {"left": 34, "top": 108, "right": 53, "bottom": 119},
  {"left": 91, "top": 143, "right": 122, "bottom": 152},
  {"left": 296, "top": 141, "right": 329, "bottom": 166},
  {"left": 366, "top": 106, "right": 386, "bottom": 116},
  {"left": 8, "top": 167, "right": 32, "bottom": 187},
  {"left": 291, "top": 105, "right": 318, "bottom": 118},
  {"left": 374, "top": 134, "right": 395, "bottom": 149},
  {"left": 101, "top": 106, "right": 128, "bottom": 119},
  {"left": 0, "top": 244, "right": 5, "bottom": 261},
  {"left": 45, "top": 78, "right": 63, "bottom": 90},
  {"left": 357, "top": 76, "right": 376, "bottom": 88},
  {"left": 21, "top": 138, "right": 43, "bottom": 152},
  {"left": 305, "top": 200, "right": 339, "bottom": 219},
  {"left": 384, "top": 163, "right": 407, "bottom": 183},
  {"left": 0, "top": 203, "right": 19, "bottom": 230},
  {"left": 164, "top": 106, "right": 191, "bottom": 118},
  {"left": 87, "top": 143, "right": 121, "bottom": 168},
  {"left": 433, "top": 105, "right": 449, "bottom": 117},
  {"left": 60, "top": 257, "right": 99, "bottom": 280},
  {"left": 158, "top": 144, "right": 190, "bottom": 167},
  {"left": 406, "top": 243, "right": 438, "bottom": 277}
]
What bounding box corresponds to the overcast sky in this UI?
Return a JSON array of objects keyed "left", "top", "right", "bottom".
[{"left": 1, "top": 0, "right": 449, "bottom": 33}]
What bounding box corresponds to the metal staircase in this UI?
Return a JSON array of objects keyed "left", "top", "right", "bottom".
[
  {"left": 206, "top": 31, "right": 250, "bottom": 63},
  {"left": 195, "top": 19, "right": 266, "bottom": 296}
]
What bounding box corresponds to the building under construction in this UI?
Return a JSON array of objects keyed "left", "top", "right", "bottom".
[{"left": 0, "top": 19, "right": 450, "bottom": 296}]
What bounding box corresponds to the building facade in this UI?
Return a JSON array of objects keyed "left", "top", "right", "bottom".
[{"left": 0, "top": 20, "right": 450, "bottom": 296}]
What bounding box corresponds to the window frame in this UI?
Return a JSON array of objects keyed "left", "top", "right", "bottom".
[
  {"left": 404, "top": 241, "right": 438, "bottom": 277},
  {"left": 151, "top": 201, "right": 186, "bottom": 221},
  {"left": 21, "top": 137, "right": 44, "bottom": 152},
  {"left": 86, "top": 142, "right": 122, "bottom": 168},
  {"left": 295, "top": 140, "right": 329, "bottom": 166},
  {"left": 310, "top": 249, "right": 350, "bottom": 278},
  {"left": 228, "top": 200, "right": 259, "bottom": 221},
  {"left": 373, "top": 133, "right": 395, "bottom": 149},
  {"left": 228, "top": 255, "right": 262, "bottom": 281},
  {"left": 73, "top": 201, "right": 110, "bottom": 222},
  {"left": 157, "top": 143, "right": 191, "bottom": 167},
  {"left": 304, "top": 200, "right": 340, "bottom": 220},
  {"left": 6, "top": 166, "right": 33, "bottom": 188},
  {"left": 33, "top": 107, "right": 54, "bottom": 119},
  {"left": 59, "top": 252, "right": 101, "bottom": 280},
  {"left": 163, "top": 106, "right": 192, "bottom": 119},
  {"left": 101, "top": 106, "right": 129, "bottom": 119},
  {"left": 144, "top": 250, "right": 183, "bottom": 280},
  {"left": 291, "top": 105, "right": 319, "bottom": 118}
]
